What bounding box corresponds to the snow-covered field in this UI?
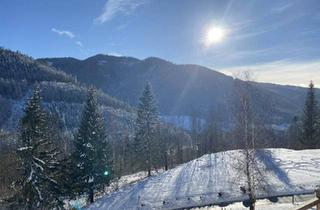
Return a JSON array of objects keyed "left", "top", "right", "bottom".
[{"left": 86, "top": 149, "right": 320, "bottom": 210}]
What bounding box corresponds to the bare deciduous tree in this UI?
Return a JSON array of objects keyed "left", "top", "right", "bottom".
[{"left": 233, "top": 72, "right": 267, "bottom": 210}]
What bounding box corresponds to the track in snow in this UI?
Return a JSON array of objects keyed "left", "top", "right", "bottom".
[{"left": 86, "top": 149, "right": 320, "bottom": 210}]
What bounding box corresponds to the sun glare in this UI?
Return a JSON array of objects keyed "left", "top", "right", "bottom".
[{"left": 206, "top": 26, "right": 225, "bottom": 46}]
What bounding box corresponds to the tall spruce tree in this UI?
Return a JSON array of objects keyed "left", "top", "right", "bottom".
[
  {"left": 8, "top": 85, "right": 63, "bottom": 209},
  {"left": 134, "top": 82, "right": 160, "bottom": 177},
  {"left": 301, "top": 81, "right": 320, "bottom": 148},
  {"left": 71, "top": 88, "right": 112, "bottom": 204}
]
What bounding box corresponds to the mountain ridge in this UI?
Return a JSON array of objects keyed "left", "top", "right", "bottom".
[
  {"left": 0, "top": 48, "right": 135, "bottom": 135},
  {"left": 39, "top": 54, "right": 314, "bottom": 124}
]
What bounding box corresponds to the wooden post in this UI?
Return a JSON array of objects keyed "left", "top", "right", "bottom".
[
  {"left": 317, "top": 186, "right": 320, "bottom": 210},
  {"left": 292, "top": 195, "right": 294, "bottom": 204}
]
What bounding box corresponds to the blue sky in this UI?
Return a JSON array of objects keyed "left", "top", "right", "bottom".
[{"left": 1, "top": 0, "right": 320, "bottom": 86}]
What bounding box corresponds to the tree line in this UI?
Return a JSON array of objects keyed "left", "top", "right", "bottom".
[
  {"left": 2, "top": 81, "right": 193, "bottom": 209},
  {"left": 1, "top": 76, "right": 319, "bottom": 210},
  {"left": 285, "top": 81, "right": 320, "bottom": 149},
  {"left": 4, "top": 85, "right": 111, "bottom": 209}
]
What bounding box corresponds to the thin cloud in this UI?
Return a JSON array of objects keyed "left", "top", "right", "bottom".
[
  {"left": 51, "top": 28, "right": 86, "bottom": 55},
  {"left": 270, "top": 3, "right": 293, "bottom": 14},
  {"left": 212, "top": 48, "right": 278, "bottom": 61},
  {"left": 220, "top": 60, "right": 320, "bottom": 87},
  {"left": 229, "top": 12, "right": 305, "bottom": 41},
  {"left": 75, "top": 41, "right": 83, "bottom": 47},
  {"left": 229, "top": 19, "right": 257, "bottom": 32},
  {"left": 75, "top": 41, "right": 89, "bottom": 56},
  {"left": 51, "top": 28, "right": 75, "bottom": 38},
  {"left": 211, "top": 46, "right": 320, "bottom": 63},
  {"left": 233, "top": 17, "right": 298, "bottom": 40},
  {"left": 95, "top": 0, "right": 148, "bottom": 24}
]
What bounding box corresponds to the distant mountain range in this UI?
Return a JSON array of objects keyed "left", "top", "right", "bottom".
[
  {"left": 0, "top": 48, "right": 135, "bottom": 136},
  {"left": 0, "top": 47, "right": 312, "bottom": 132},
  {"left": 39, "top": 54, "right": 313, "bottom": 125}
]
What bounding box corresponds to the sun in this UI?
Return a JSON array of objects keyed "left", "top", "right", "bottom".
[{"left": 206, "top": 26, "right": 225, "bottom": 45}]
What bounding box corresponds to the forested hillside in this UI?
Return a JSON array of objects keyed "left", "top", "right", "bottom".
[
  {"left": 0, "top": 48, "right": 134, "bottom": 132},
  {"left": 39, "top": 55, "right": 317, "bottom": 125},
  {"left": 0, "top": 49, "right": 194, "bottom": 203},
  {"left": 0, "top": 48, "right": 199, "bottom": 209}
]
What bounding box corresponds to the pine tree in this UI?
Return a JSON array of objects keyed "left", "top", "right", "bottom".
[
  {"left": 301, "top": 81, "right": 320, "bottom": 148},
  {"left": 285, "top": 116, "right": 302, "bottom": 149},
  {"left": 71, "top": 88, "right": 112, "bottom": 204},
  {"left": 134, "top": 82, "right": 160, "bottom": 177},
  {"left": 8, "top": 85, "right": 63, "bottom": 209}
]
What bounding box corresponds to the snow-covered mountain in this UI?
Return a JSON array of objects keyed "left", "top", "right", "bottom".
[{"left": 86, "top": 149, "right": 320, "bottom": 210}]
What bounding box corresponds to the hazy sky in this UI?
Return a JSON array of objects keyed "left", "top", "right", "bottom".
[{"left": 1, "top": 0, "right": 320, "bottom": 86}]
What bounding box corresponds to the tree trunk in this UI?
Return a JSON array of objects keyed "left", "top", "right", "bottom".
[
  {"left": 250, "top": 202, "right": 255, "bottom": 210},
  {"left": 164, "top": 153, "right": 168, "bottom": 171},
  {"left": 148, "top": 168, "right": 151, "bottom": 177},
  {"left": 88, "top": 188, "right": 94, "bottom": 203}
]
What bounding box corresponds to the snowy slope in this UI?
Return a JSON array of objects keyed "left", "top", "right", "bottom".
[
  {"left": 193, "top": 196, "right": 317, "bottom": 210},
  {"left": 86, "top": 149, "right": 320, "bottom": 210}
]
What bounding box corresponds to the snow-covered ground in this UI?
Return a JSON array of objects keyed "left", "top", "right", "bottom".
[
  {"left": 105, "top": 169, "right": 164, "bottom": 195},
  {"left": 192, "top": 195, "right": 316, "bottom": 210},
  {"left": 86, "top": 149, "right": 320, "bottom": 210}
]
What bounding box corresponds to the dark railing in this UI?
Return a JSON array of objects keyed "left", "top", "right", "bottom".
[
  {"left": 294, "top": 188, "right": 320, "bottom": 210},
  {"left": 294, "top": 198, "right": 320, "bottom": 210}
]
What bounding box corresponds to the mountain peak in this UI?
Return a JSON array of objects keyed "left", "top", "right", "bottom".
[
  {"left": 143, "top": 57, "right": 172, "bottom": 65},
  {"left": 85, "top": 54, "right": 140, "bottom": 64}
]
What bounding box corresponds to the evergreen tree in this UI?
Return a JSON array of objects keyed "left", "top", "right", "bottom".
[
  {"left": 301, "top": 81, "right": 320, "bottom": 148},
  {"left": 71, "top": 88, "right": 112, "bottom": 204},
  {"left": 285, "top": 116, "right": 302, "bottom": 149},
  {"left": 8, "top": 85, "right": 63, "bottom": 209},
  {"left": 134, "top": 82, "right": 160, "bottom": 176}
]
